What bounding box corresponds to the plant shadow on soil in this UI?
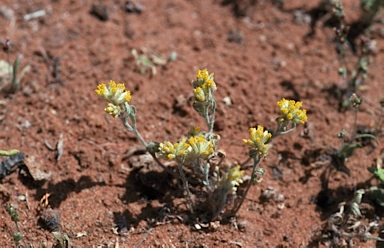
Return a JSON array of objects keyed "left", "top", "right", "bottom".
[
  {"left": 300, "top": 148, "right": 358, "bottom": 213},
  {"left": 13, "top": 153, "right": 188, "bottom": 232},
  {"left": 17, "top": 174, "right": 107, "bottom": 209},
  {"left": 221, "top": 0, "right": 257, "bottom": 17},
  {"left": 279, "top": 80, "right": 301, "bottom": 101},
  {"left": 15, "top": 149, "right": 228, "bottom": 232},
  {"left": 115, "top": 157, "right": 245, "bottom": 231},
  {"left": 115, "top": 165, "right": 183, "bottom": 229}
]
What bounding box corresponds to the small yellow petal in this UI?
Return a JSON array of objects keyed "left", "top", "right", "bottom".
[
  {"left": 277, "top": 98, "right": 307, "bottom": 125},
  {"left": 243, "top": 125, "right": 272, "bottom": 157}
]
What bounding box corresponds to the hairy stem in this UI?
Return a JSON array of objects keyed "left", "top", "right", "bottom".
[
  {"left": 232, "top": 154, "right": 261, "bottom": 215},
  {"left": 178, "top": 162, "right": 194, "bottom": 213},
  {"left": 210, "top": 189, "right": 227, "bottom": 221}
]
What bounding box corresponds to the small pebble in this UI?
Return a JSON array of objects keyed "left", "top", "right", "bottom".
[{"left": 90, "top": 3, "right": 109, "bottom": 21}]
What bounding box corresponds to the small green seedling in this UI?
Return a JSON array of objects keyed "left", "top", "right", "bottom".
[
  {"left": 368, "top": 146, "right": 384, "bottom": 181},
  {"left": 331, "top": 94, "right": 378, "bottom": 174},
  {"left": 7, "top": 204, "right": 27, "bottom": 247},
  {"left": 0, "top": 57, "right": 30, "bottom": 93},
  {"left": 1, "top": 39, "right": 31, "bottom": 93},
  {"left": 367, "top": 149, "right": 384, "bottom": 206},
  {"left": 330, "top": 1, "right": 376, "bottom": 108},
  {"left": 337, "top": 37, "right": 374, "bottom": 108},
  {"left": 131, "top": 48, "right": 176, "bottom": 76},
  {"left": 52, "top": 231, "right": 70, "bottom": 248}
]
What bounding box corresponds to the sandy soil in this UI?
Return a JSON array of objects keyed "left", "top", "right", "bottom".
[{"left": 0, "top": 0, "right": 383, "bottom": 247}]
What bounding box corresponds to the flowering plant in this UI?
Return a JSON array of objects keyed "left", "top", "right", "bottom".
[{"left": 95, "top": 69, "right": 307, "bottom": 222}]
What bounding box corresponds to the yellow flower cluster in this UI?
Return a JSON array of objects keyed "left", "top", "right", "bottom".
[
  {"left": 104, "top": 103, "right": 122, "bottom": 118},
  {"left": 158, "top": 138, "right": 191, "bottom": 160},
  {"left": 188, "top": 126, "right": 201, "bottom": 137},
  {"left": 95, "top": 80, "right": 131, "bottom": 117},
  {"left": 277, "top": 98, "right": 307, "bottom": 124},
  {"left": 158, "top": 132, "right": 215, "bottom": 161},
  {"left": 242, "top": 125, "right": 272, "bottom": 157},
  {"left": 193, "top": 69, "right": 217, "bottom": 102},
  {"left": 226, "top": 165, "right": 245, "bottom": 194},
  {"left": 218, "top": 165, "right": 245, "bottom": 195},
  {"left": 188, "top": 134, "right": 215, "bottom": 160}
]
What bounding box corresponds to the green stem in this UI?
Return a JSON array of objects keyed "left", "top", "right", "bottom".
[
  {"left": 14, "top": 220, "right": 27, "bottom": 247},
  {"left": 178, "top": 160, "right": 194, "bottom": 213},
  {"left": 273, "top": 121, "right": 296, "bottom": 139},
  {"left": 121, "top": 114, "right": 133, "bottom": 131},
  {"left": 232, "top": 154, "right": 261, "bottom": 215},
  {"left": 207, "top": 99, "right": 216, "bottom": 134},
  {"left": 121, "top": 103, "right": 148, "bottom": 147},
  {"left": 12, "top": 56, "right": 19, "bottom": 92},
  {"left": 211, "top": 189, "right": 227, "bottom": 221},
  {"left": 120, "top": 104, "right": 180, "bottom": 178},
  {"left": 200, "top": 159, "right": 212, "bottom": 190},
  {"left": 132, "top": 128, "right": 148, "bottom": 147},
  {"left": 350, "top": 106, "right": 359, "bottom": 142}
]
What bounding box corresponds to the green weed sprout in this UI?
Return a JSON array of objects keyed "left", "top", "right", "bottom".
[
  {"left": 366, "top": 149, "right": 384, "bottom": 207},
  {"left": 330, "top": 94, "right": 378, "bottom": 173},
  {"left": 0, "top": 149, "right": 19, "bottom": 156},
  {"left": 331, "top": 0, "right": 349, "bottom": 56},
  {"left": 330, "top": 0, "right": 376, "bottom": 108},
  {"left": 1, "top": 40, "right": 30, "bottom": 93},
  {"left": 131, "top": 48, "right": 174, "bottom": 76},
  {"left": 95, "top": 69, "right": 308, "bottom": 222},
  {"left": 52, "top": 231, "right": 70, "bottom": 248},
  {"left": 337, "top": 37, "right": 375, "bottom": 108},
  {"left": 7, "top": 204, "right": 27, "bottom": 247}
]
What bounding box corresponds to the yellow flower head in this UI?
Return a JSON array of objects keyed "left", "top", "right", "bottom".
[
  {"left": 158, "top": 138, "right": 191, "bottom": 160},
  {"left": 193, "top": 87, "right": 207, "bottom": 102},
  {"left": 188, "top": 126, "right": 201, "bottom": 137},
  {"left": 192, "top": 69, "right": 217, "bottom": 102},
  {"left": 196, "top": 69, "right": 216, "bottom": 91},
  {"left": 187, "top": 134, "right": 215, "bottom": 159},
  {"left": 228, "top": 165, "right": 244, "bottom": 185},
  {"left": 104, "top": 103, "right": 122, "bottom": 118},
  {"left": 220, "top": 165, "right": 245, "bottom": 195},
  {"left": 277, "top": 98, "right": 307, "bottom": 124},
  {"left": 95, "top": 80, "right": 131, "bottom": 106},
  {"left": 196, "top": 69, "right": 210, "bottom": 81},
  {"left": 243, "top": 125, "right": 272, "bottom": 157}
]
